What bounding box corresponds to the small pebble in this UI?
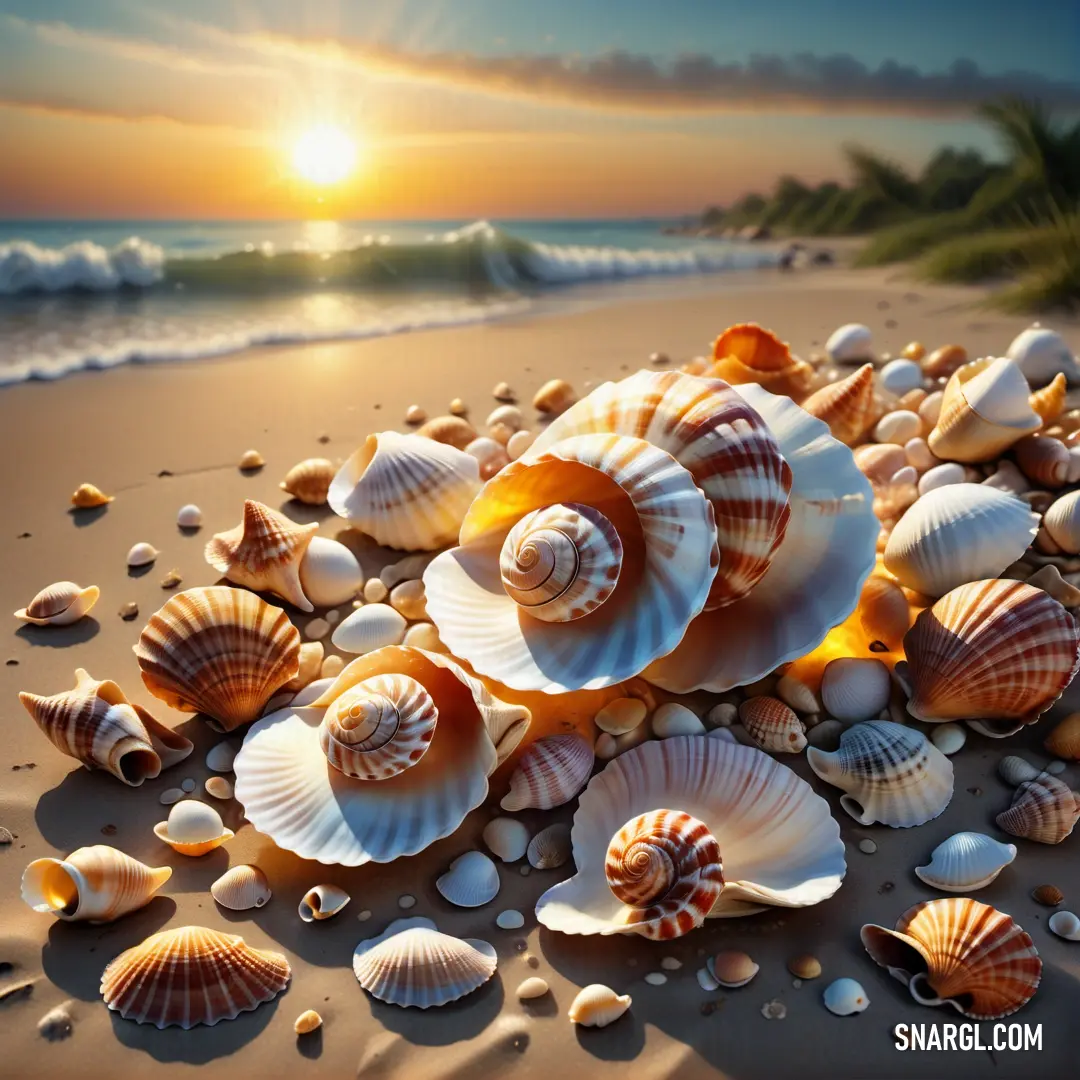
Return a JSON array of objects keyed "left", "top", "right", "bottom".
[
  {"left": 181, "top": 778, "right": 196, "bottom": 793},
  {"left": 160, "top": 569, "right": 183, "bottom": 589},
  {"left": 356, "top": 910, "right": 372, "bottom": 922},
  {"left": 516, "top": 977, "right": 549, "bottom": 1000},
  {"left": 644, "top": 973, "right": 668, "bottom": 986},
  {"left": 326, "top": 609, "right": 340, "bottom": 625},
  {"left": 305, "top": 617, "right": 330, "bottom": 640},
  {"left": 497, "top": 910, "right": 525, "bottom": 930},
  {"left": 205, "top": 742, "right": 238, "bottom": 773},
  {"left": 118, "top": 602, "right": 139, "bottom": 621},
  {"left": 858, "top": 838, "right": 877, "bottom": 855},
  {"left": 760, "top": 999, "right": 787, "bottom": 1020},
  {"left": 0, "top": 826, "right": 13, "bottom": 844},
  {"left": 649, "top": 351, "right": 670, "bottom": 366},
  {"left": 321, "top": 655, "right": 344, "bottom": 679},
  {"left": 519, "top": 866, "right": 531, "bottom": 876},
  {"left": 398, "top": 894, "right": 416, "bottom": 909},
  {"left": 294, "top": 1009, "right": 322, "bottom": 1035},
  {"left": 1046, "top": 760, "right": 1067, "bottom": 775},
  {"left": 706, "top": 702, "right": 738, "bottom": 728},
  {"left": 158, "top": 788, "right": 185, "bottom": 806},
  {"left": 930, "top": 723, "right": 967, "bottom": 755},
  {"left": 595, "top": 733, "right": 618, "bottom": 760},
  {"left": 660, "top": 957, "right": 682, "bottom": 971},
  {"left": 37, "top": 1003, "right": 73, "bottom": 1041},
  {"left": 651, "top": 702, "right": 705, "bottom": 738},
  {"left": 363, "top": 578, "right": 389, "bottom": 603},
  {"left": 405, "top": 405, "right": 427, "bottom": 425},
  {"left": 205, "top": 777, "right": 233, "bottom": 800},
  {"left": 239, "top": 449, "right": 264, "bottom": 470}
]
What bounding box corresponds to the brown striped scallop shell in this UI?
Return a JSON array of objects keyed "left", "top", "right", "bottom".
[
  {"left": 133, "top": 586, "right": 301, "bottom": 731},
  {"left": 101, "top": 925, "right": 291, "bottom": 1028},
  {"left": 996, "top": 772, "right": 1080, "bottom": 844},
  {"left": 604, "top": 809, "right": 724, "bottom": 940},
  {"left": 501, "top": 732, "right": 594, "bottom": 810}
]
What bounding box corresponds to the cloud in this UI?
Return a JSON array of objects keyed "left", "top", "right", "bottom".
[{"left": 0, "top": 93, "right": 251, "bottom": 133}]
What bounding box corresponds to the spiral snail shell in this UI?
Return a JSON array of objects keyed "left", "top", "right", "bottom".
[
  {"left": 319, "top": 673, "right": 438, "bottom": 781},
  {"left": 604, "top": 810, "right": 724, "bottom": 940}
]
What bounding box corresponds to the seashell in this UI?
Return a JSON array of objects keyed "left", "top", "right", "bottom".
[
  {"left": 154, "top": 800, "right": 234, "bottom": 856},
  {"left": 101, "top": 925, "right": 290, "bottom": 1028},
  {"left": 858, "top": 575, "right": 910, "bottom": 650},
  {"left": 902, "top": 579, "right": 1080, "bottom": 725},
  {"left": 19, "top": 668, "right": 192, "bottom": 786},
  {"left": 501, "top": 733, "right": 594, "bottom": 811},
  {"left": 928, "top": 357, "right": 1041, "bottom": 463},
  {"left": 21, "top": 846, "right": 171, "bottom": 923},
  {"left": 914, "top": 832, "right": 1017, "bottom": 892},
  {"left": 820, "top": 658, "right": 891, "bottom": 723},
  {"left": 861, "top": 898, "right": 1040, "bottom": 1019},
  {"left": 916, "top": 461, "right": 966, "bottom": 497},
  {"left": 465, "top": 435, "right": 507, "bottom": 471},
  {"left": 1049, "top": 910, "right": 1080, "bottom": 940},
  {"left": 405, "top": 405, "right": 427, "bottom": 425},
  {"left": 517, "top": 977, "right": 550, "bottom": 1000},
  {"left": 823, "top": 978, "right": 870, "bottom": 1016},
  {"left": 279, "top": 458, "right": 335, "bottom": 505},
  {"left": 437, "top": 850, "right": 501, "bottom": 908},
  {"left": 205, "top": 500, "right": 318, "bottom": 612},
  {"left": 389, "top": 578, "right": 427, "bottom": 621},
  {"left": 298, "top": 884, "right": 350, "bottom": 922},
  {"left": 294, "top": 1010, "right": 322, "bottom": 1035},
  {"left": 533, "top": 379, "right": 576, "bottom": 414},
  {"left": 205, "top": 741, "right": 238, "bottom": 773},
  {"left": 855, "top": 443, "right": 908, "bottom": 486},
  {"left": 527, "top": 823, "right": 572, "bottom": 870},
  {"left": 284, "top": 642, "right": 324, "bottom": 693},
  {"left": 1006, "top": 325, "right": 1080, "bottom": 386},
  {"left": 416, "top": 415, "right": 478, "bottom": 451},
  {"left": 486, "top": 404, "right": 523, "bottom": 431},
  {"left": 449, "top": 397, "right": 469, "bottom": 416},
  {"left": 904, "top": 437, "right": 937, "bottom": 473},
  {"left": 568, "top": 984, "right": 632, "bottom": 1027},
  {"left": 329, "top": 431, "right": 480, "bottom": 551},
  {"left": 496, "top": 909, "right": 524, "bottom": 929},
  {"left": 297, "top": 536, "right": 364, "bottom": 608},
  {"left": 134, "top": 586, "right": 301, "bottom": 731},
  {"left": 363, "top": 578, "right": 389, "bottom": 603},
  {"left": 1042, "top": 489, "right": 1080, "bottom": 554},
  {"left": 880, "top": 359, "right": 923, "bottom": 397},
  {"left": 902, "top": 342, "right": 926, "bottom": 362},
  {"left": 211, "top": 865, "right": 272, "bottom": 911},
  {"left": 234, "top": 647, "right": 530, "bottom": 866},
  {"left": 874, "top": 410, "right": 923, "bottom": 446},
  {"left": 537, "top": 736, "right": 845, "bottom": 930},
  {"left": 204, "top": 776, "right": 233, "bottom": 800},
  {"left": 788, "top": 954, "right": 822, "bottom": 980},
  {"left": 996, "top": 772, "right": 1080, "bottom": 844},
  {"left": 708, "top": 951, "right": 758, "bottom": 988},
  {"left": 922, "top": 345, "right": 968, "bottom": 380},
  {"left": 1032, "top": 884, "right": 1063, "bottom": 906},
  {"left": 177, "top": 504, "right": 203, "bottom": 529},
  {"left": 825, "top": 323, "right": 873, "bottom": 363},
  {"left": 807, "top": 720, "right": 953, "bottom": 828},
  {"left": 483, "top": 817, "right": 530, "bottom": 862},
  {"left": 402, "top": 621, "right": 446, "bottom": 652},
  {"left": 353, "top": 916, "right": 497, "bottom": 1009},
  {"left": 493, "top": 381, "right": 515, "bottom": 401},
  {"left": 1014, "top": 434, "right": 1069, "bottom": 488},
  {"left": 800, "top": 363, "right": 875, "bottom": 445},
  {"left": 930, "top": 723, "right": 967, "bottom": 755},
  {"left": 883, "top": 485, "right": 1039, "bottom": 598},
  {"left": 127, "top": 542, "right": 159, "bottom": 567},
  {"left": 330, "top": 603, "right": 407, "bottom": 655},
  {"left": 998, "top": 755, "right": 1041, "bottom": 786},
  {"left": 239, "top": 449, "right": 265, "bottom": 469},
  {"left": 738, "top": 697, "right": 806, "bottom": 753},
  {"left": 594, "top": 697, "right": 648, "bottom": 736},
  {"left": 1045, "top": 712, "right": 1080, "bottom": 760},
  {"left": 919, "top": 390, "right": 944, "bottom": 430},
  {"left": 506, "top": 429, "right": 535, "bottom": 460},
  {"left": 1030, "top": 373, "right": 1067, "bottom": 424},
  {"left": 71, "top": 482, "right": 113, "bottom": 508},
  {"left": 651, "top": 702, "right": 705, "bottom": 738},
  {"left": 15, "top": 581, "right": 100, "bottom": 626},
  {"left": 711, "top": 323, "right": 813, "bottom": 398},
  {"left": 775, "top": 674, "right": 821, "bottom": 714}
]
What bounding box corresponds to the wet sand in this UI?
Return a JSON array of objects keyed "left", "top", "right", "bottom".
[{"left": 1, "top": 264, "right": 1079, "bottom": 1079}]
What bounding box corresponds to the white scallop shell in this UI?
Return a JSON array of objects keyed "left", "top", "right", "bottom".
[
  {"left": 914, "top": 832, "right": 1017, "bottom": 892},
  {"left": 436, "top": 851, "right": 501, "bottom": 908},
  {"left": 330, "top": 603, "right": 407, "bottom": 655},
  {"left": 1006, "top": 325, "right": 1080, "bottom": 386},
  {"left": 15, "top": 582, "right": 100, "bottom": 626},
  {"left": 298, "top": 883, "right": 350, "bottom": 921},
  {"left": 536, "top": 736, "right": 845, "bottom": 930},
  {"left": 353, "top": 916, "right": 497, "bottom": 1009},
  {"left": 826, "top": 324, "right": 873, "bottom": 363},
  {"left": 328, "top": 431, "right": 481, "bottom": 550},
  {"left": 883, "top": 485, "right": 1039, "bottom": 597},
  {"left": 482, "top": 817, "right": 530, "bottom": 862},
  {"left": 820, "top": 658, "right": 892, "bottom": 723},
  {"left": 297, "top": 537, "right": 364, "bottom": 608},
  {"left": 210, "top": 865, "right": 272, "bottom": 911},
  {"left": 568, "top": 984, "right": 632, "bottom": 1027}
]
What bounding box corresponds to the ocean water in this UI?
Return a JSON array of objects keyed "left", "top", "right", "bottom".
[{"left": 0, "top": 219, "right": 777, "bottom": 385}]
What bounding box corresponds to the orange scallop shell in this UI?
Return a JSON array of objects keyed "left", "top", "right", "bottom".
[{"left": 709, "top": 323, "right": 813, "bottom": 400}]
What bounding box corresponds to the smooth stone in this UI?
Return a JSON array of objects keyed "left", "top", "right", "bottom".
[
  {"left": 858, "top": 838, "right": 878, "bottom": 854},
  {"left": 651, "top": 703, "right": 705, "bottom": 738},
  {"left": 1046, "top": 760, "right": 1067, "bottom": 775},
  {"left": 496, "top": 910, "right": 525, "bottom": 930},
  {"left": 776, "top": 675, "right": 821, "bottom": 714},
  {"left": 644, "top": 973, "right": 668, "bottom": 986},
  {"left": 706, "top": 702, "right": 738, "bottom": 728},
  {"left": 595, "top": 733, "right": 618, "bottom": 760},
  {"left": 305, "top": 617, "right": 330, "bottom": 641},
  {"left": 930, "top": 723, "right": 967, "bottom": 755},
  {"left": 205, "top": 742, "right": 238, "bottom": 773},
  {"left": 398, "top": 894, "right": 417, "bottom": 909},
  {"left": 660, "top": 957, "right": 682, "bottom": 971},
  {"left": 159, "top": 788, "right": 185, "bottom": 805},
  {"left": 181, "top": 778, "right": 196, "bottom": 793},
  {"left": 516, "top": 977, "right": 550, "bottom": 1000}
]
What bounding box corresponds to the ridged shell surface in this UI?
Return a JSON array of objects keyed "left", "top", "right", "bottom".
[
  {"left": 204, "top": 500, "right": 318, "bottom": 612},
  {"left": 738, "top": 697, "right": 806, "bottom": 753},
  {"left": 436, "top": 851, "right": 500, "bottom": 908},
  {"left": 501, "top": 733, "right": 594, "bottom": 810},
  {"left": 210, "top": 865, "right": 272, "bottom": 911},
  {"left": 568, "top": 984, "right": 632, "bottom": 1027},
  {"left": 15, "top": 581, "right": 99, "bottom": 626},
  {"left": 331, "top": 603, "right": 407, "bottom": 656},
  {"left": 101, "top": 925, "right": 291, "bottom": 1028},
  {"left": 914, "top": 832, "right": 1017, "bottom": 892},
  {"left": 536, "top": 736, "right": 845, "bottom": 931},
  {"left": 134, "top": 586, "right": 301, "bottom": 731},
  {"left": 883, "top": 485, "right": 1039, "bottom": 597},
  {"left": 352, "top": 916, "right": 496, "bottom": 1008},
  {"left": 328, "top": 431, "right": 481, "bottom": 550},
  {"left": 861, "top": 898, "right": 1040, "bottom": 1019},
  {"left": 280, "top": 458, "right": 335, "bottom": 504},
  {"left": 806, "top": 721, "right": 953, "bottom": 828},
  {"left": 996, "top": 773, "right": 1080, "bottom": 844},
  {"left": 902, "top": 579, "right": 1080, "bottom": 724},
  {"left": 801, "top": 363, "right": 877, "bottom": 446}
]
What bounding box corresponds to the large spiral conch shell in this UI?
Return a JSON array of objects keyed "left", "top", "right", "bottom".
[
  {"left": 709, "top": 323, "right": 813, "bottom": 400},
  {"left": 21, "top": 845, "right": 171, "bottom": 923},
  {"left": 424, "top": 430, "right": 718, "bottom": 693},
  {"left": 861, "top": 899, "right": 1041, "bottom": 1020},
  {"left": 901, "top": 579, "right": 1080, "bottom": 726},
  {"left": 133, "top": 586, "right": 301, "bottom": 731},
  {"left": 527, "top": 370, "right": 792, "bottom": 610},
  {"left": 536, "top": 736, "right": 845, "bottom": 932},
  {"left": 204, "top": 500, "right": 318, "bottom": 612},
  {"left": 328, "top": 431, "right": 481, "bottom": 550},
  {"left": 19, "top": 668, "right": 193, "bottom": 786},
  {"left": 234, "top": 646, "right": 530, "bottom": 865},
  {"left": 101, "top": 926, "right": 291, "bottom": 1028}
]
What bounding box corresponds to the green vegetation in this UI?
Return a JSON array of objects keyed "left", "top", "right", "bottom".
[{"left": 701, "top": 98, "right": 1080, "bottom": 310}]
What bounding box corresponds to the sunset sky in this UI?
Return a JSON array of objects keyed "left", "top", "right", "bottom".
[{"left": 1, "top": 0, "right": 1078, "bottom": 220}]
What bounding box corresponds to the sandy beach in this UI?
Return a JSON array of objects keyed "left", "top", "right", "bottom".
[{"left": 2, "top": 264, "right": 1079, "bottom": 1080}]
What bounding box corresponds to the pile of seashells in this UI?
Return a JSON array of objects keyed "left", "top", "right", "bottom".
[{"left": 13, "top": 320, "right": 1080, "bottom": 1032}]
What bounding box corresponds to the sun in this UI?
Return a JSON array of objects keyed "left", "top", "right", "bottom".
[{"left": 291, "top": 126, "right": 359, "bottom": 186}]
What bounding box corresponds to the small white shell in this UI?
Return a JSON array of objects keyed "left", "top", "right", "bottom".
[
  {"left": 14, "top": 582, "right": 100, "bottom": 626},
  {"left": 1006, "top": 325, "right": 1080, "bottom": 386},
  {"left": 879, "top": 360, "right": 923, "bottom": 397},
  {"left": 823, "top": 978, "right": 869, "bottom": 1016},
  {"left": 298, "top": 537, "right": 364, "bottom": 608},
  {"left": 330, "top": 603, "right": 407, "bottom": 655},
  {"left": 568, "top": 984, "right": 632, "bottom": 1027},
  {"left": 527, "top": 823, "right": 572, "bottom": 870},
  {"left": 298, "top": 884, "right": 350, "bottom": 922},
  {"left": 826, "top": 323, "right": 873, "bottom": 363},
  {"left": 930, "top": 723, "right": 967, "bottom": 755},
  {"left": 126, "top": 542, "right": 159, "bottom": 567},
  {"left": 874, "top": 411, "right": 922, "bottom": 445},
  {"left": 1049, "top": 910, "right": 1080, "bottom": 940},
  {"left": 918, "top": 462, "right": 966, "bottom": 496},
  {"left": 914, "top": 832, "right": 1017, "bottom": 892},
  {"left": 820, "top": 658, "right": 891, "bottom": 723},
  {"left": 211, "top": 865, "right": 272, "bottom": 911},
  {"left": 594, "top": 698, "right": 648, "bottom": 736},
  {"left": 517, "top": 977, "right": 550, "bottom": 999},
  {"left": 436, "top": 851, "right": 500, "bottom": 908},
  {"left": 506, "top": 429, "right": 536, "bottom": 461},
  {"left": 650, "top": 703, "right": 705, "bottom": 738},
  {"left": 153, "top": 800, "right": 233, "bottom": 856},
  {"left": 177, "top": 505, "right": 203, "bottom": 529},
  {"left": 486, "top": 405, "right": 523, "bottom": 431},
  {"left": 482, "top": 817, "right": 530, "bottom": 863}
]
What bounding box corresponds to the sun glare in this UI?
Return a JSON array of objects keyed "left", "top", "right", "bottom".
[{"left": 292, "top": 127, "right": 359, "bottom": 186}]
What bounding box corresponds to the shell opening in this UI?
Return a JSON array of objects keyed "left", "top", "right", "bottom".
[
  {"left": 839, "top": 794, "right": 875, "bottom": 826},
  {"left": 119, "top": 746, "right": 162, "bottom": 787},
  {"left": 23, "top": 861, "right": 81, "bottom": 917},
  {"left": 499, "top": 502, "right": 623, "bottom": 624}
]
